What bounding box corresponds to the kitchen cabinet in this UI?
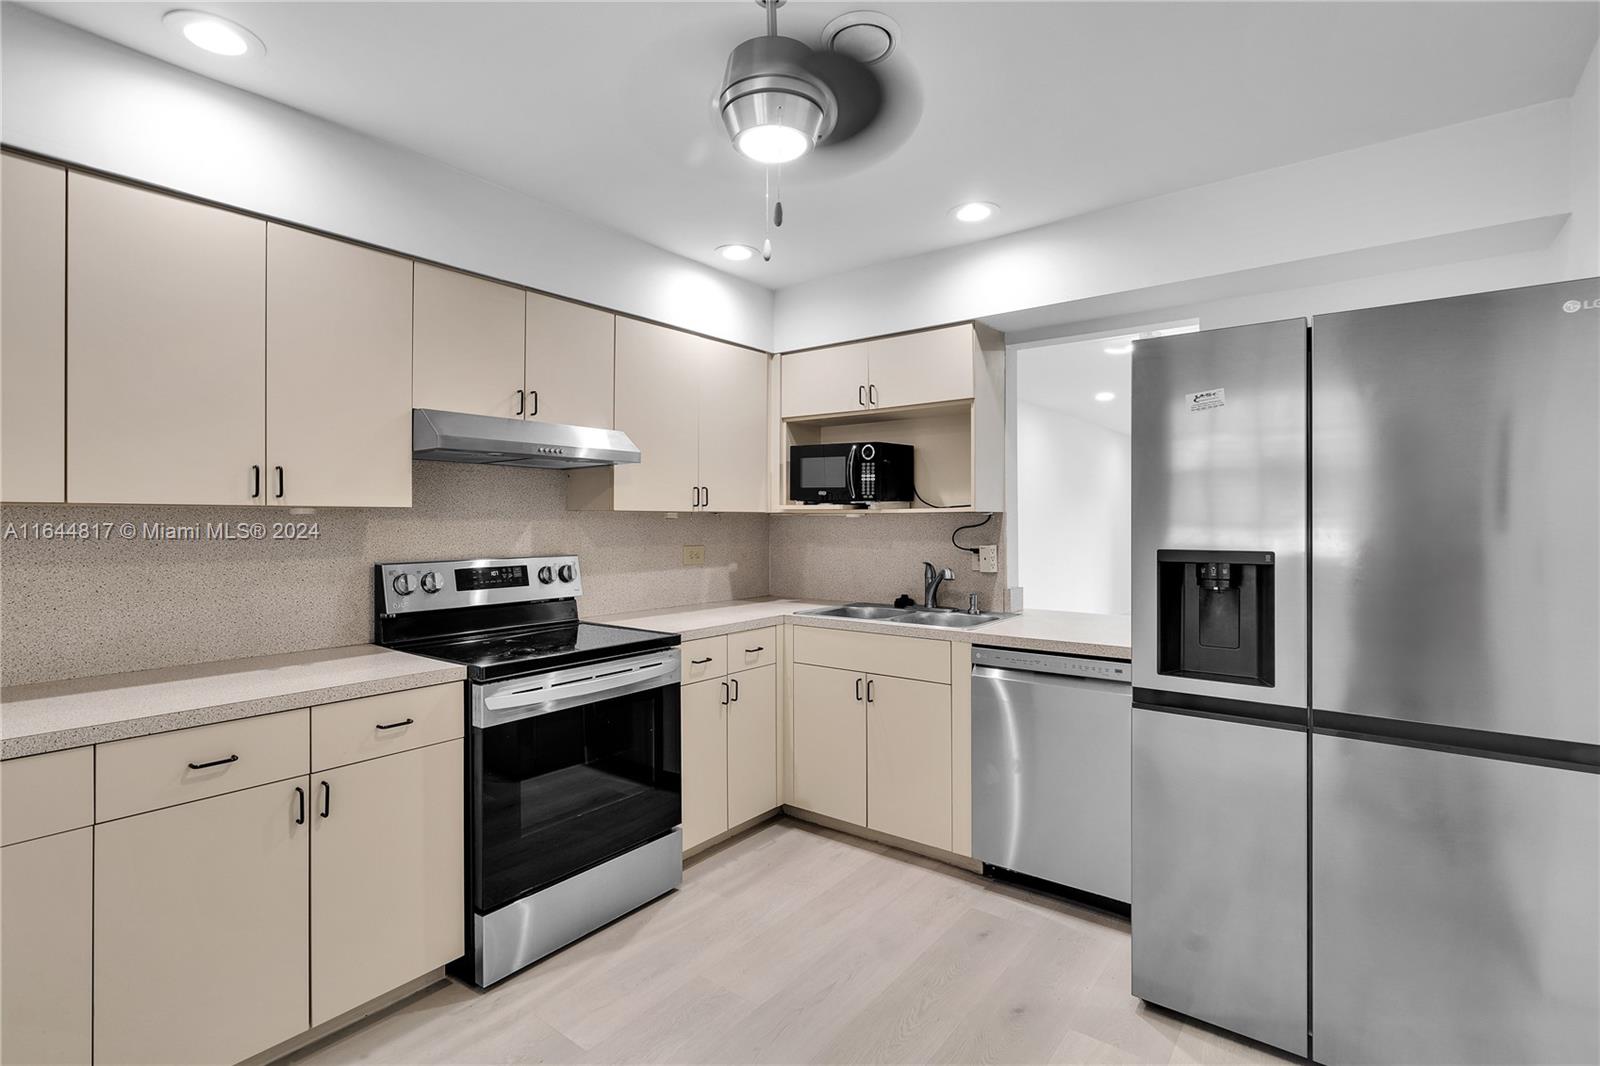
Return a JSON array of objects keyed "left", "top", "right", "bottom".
[
  {"left": 681, "top": 677, "right": 730, "bottom": 851},
  {"left": 526, "top": 292, "right": 614, "bottom": 429},
  {"left": 727, "top": 664, "right": 779, "bottom": 827},
  {"left": 66, "top": 173, "right": 266, "bottom": 505},
  {"left": 412, "top": 262, "right": 526, "bottom": 419},
  {"left": 311, "top": 739, "right": 464, "bottom": 1025},
  {"left": 0, "top": 154, "right": 66, "bottom": 503},
  {"left": 267, "top": 224, "right": 413, "bottom": 508},
  {"left": 1, "top": 830, "right": 92, "bottom": 1066},
  {"left": 865, "top": 674, "right": 953, "bottom": 851},
  {"left": 570, "top": 317, "right": 768, "bottom": 513},
  {"left": 790, "top": 663, "right": 868, "bottom": 825},
  {"left": 95, "top": 777, "right": 311, "bottom": 1066},
  {"left": 780, "top": 324, "right": 978, "bottom": 418}
]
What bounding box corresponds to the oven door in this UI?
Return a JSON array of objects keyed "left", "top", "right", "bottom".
[{"left": 468, "top": 650, "right": 682, "bottom": 916}]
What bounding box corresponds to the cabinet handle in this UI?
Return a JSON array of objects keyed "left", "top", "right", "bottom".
[
  {"left": 250, "top": 465, "right": 261, "bottom": 499},
  {"left": 744, "top": 646, "right": 764, "bottom": 654},
  {"left": 186, "top": 754, "right": 238, "bottom": 771},
  {"left": 375, "top": 718, "right": 414, "bottom": 731},
  {"left": 529, "top": 390, "right": 538, "bottom": 417},
  {"left": 730, "top": 677, "right": 740, "bottom": 702},
  {"left": 868, "top": 384, "right": 878, "bottom": 406},
  {"left": 691, "top": 485, "right": 700, "bottom": 509},
  {"left": 855, "top": 677, "right": 863, "bottom": 702},
  {"left": 867, "top": 678, "right": 876, "bottom": 703},
  {"left": 515, "top": 389, "right": 525, "bottom": 416},
  {"left": 294, "top": 786, "right": 306, "bottom": 826},
  {"left": 320, "top": 780, "right": 331, "bottom": 819},
  {"left": 691, "top": 656, "right": 713, "bottom": 665},
  {"left": 701, "top": 486, "right": 710, "bottom": 509},
  {"left": 858, "top": 384, "right": 867, "bottom": 407},
  {"left": 274, "top": 465, "right": 285, "bottom": 499},
  {"left": 721, "top": 681, "right": 730, "bottom": 706}
]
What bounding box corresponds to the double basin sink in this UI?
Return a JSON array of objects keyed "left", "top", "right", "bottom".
[{"left": 802, "top": 603, "right": 1008, "bottom": 629}]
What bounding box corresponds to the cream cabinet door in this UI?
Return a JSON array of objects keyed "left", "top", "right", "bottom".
[
  {"left": 311, "top": 740, "right": 463, "bottom": 1026},
  {"left": 67, "top": 174, "right": 266, "bottom": 505},
  {"left": 412, "top": 263, "right": 525, "bottom": 419},
  {"left": 865, "top": 324, "right": 975, "bottom": 411},
  {"left": 95, "top": 778, "right": 310, "bottom": 1066},
  {"left": 526, "top": 293, "right": 614, "bottom": 429},
  {"left": 681, "top": 677, "right": 729, "bottom": 850},
  {"left": 790, "top": 664, "right": 867, "bottom": 826},
  {"left": 1, "top": 828, "right": 92, "bottom": 1065},
  {"left": 611, "top": 317, "right": 701, "bottom": 512},
  {"left": 866, "top": 674, "right": 953, "bottom": 851},
  {"left": 696, "top": 339, "right": 768, "bottom": 513},
  {"left": 727, "top": 664, "right": 778, "bottom": 827},
  {"left": 781, "top": 342, "right": 870, "bottom": 418},
  {"left": 0, "top": 155, "right": 66, "bottom": 503},
  {"left": 267, "top": 224, "right": 412, "bottom": 507}
]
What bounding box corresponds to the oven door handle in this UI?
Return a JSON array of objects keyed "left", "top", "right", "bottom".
[{"left": 473, "top": 652, "right": 682, "bottom": 728}]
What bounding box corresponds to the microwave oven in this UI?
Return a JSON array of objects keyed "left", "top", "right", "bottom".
[{"left": 789, "top": 442, "right": 914, "bottom": 505}]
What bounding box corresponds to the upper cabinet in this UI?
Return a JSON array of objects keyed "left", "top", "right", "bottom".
[
  {"left": 66, "top": 174, "right": 267, "bottom": 506},
  {"left": 412, "top": 262, "right": 525, "bottom": 419},
  {"left": 569, "top": 317, "right": 768, "bottom": 513},
  {"left": 781, "top": 324, "right": 979, "bottom": 419},
  {"left": 0, "top": 155, "right": 66, "bottom": 504},
  {"left": 525, "top": 292, "right": 614, "bottom": 429},
  {"left": 266, "top": 225, "right": 412, "bottom": 508}
]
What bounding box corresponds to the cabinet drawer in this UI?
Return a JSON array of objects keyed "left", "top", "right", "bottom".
[
  {"left": 312, "top": 682, "right": 463, "bottom": 772},
  {"left": 682, "top": 635, "right": 728, "bottom": 683},
  {"left": 792, "top": 626, "right": 950, "bottom": 684},
  {"left": 728, "top": 627, "right": 778, "bottom": 671},
  {"left": 1, "top": 746, "right": 94, "bottom": 845},
  {"left": 96, "top": 708, "right": 310, "bottom": 822}
]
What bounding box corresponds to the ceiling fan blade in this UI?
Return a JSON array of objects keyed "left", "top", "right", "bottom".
[{"left": 801, "top": 51, "right": 884, "bottom": 146}]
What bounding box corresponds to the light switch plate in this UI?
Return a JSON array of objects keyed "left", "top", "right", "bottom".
[
  {"left": 683, "top": 545, "right": 705, "bottom": 566},
  {"left": 977, "top": 544, "right": 999, "bottom": 574}
]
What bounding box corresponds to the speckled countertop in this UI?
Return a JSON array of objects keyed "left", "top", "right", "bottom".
[
  {"left": 0, "top": 646, "right": 466, "bottom": 759},
  {"left": 594, "top": 599, "right": 1132, "bottom": 661}
]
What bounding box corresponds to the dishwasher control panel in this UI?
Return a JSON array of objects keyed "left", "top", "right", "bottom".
[{"left": 971, "top": 645, "right": 1130, "bottom": 681}]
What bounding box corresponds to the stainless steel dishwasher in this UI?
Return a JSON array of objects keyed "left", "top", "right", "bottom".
[{"left": 971, "top": 646, "right": 1132, "bottom": 904}]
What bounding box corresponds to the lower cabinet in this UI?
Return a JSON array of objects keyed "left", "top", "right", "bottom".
[
  {"left": 681, "top": 678, "right": 730, "bottom": 850},
  {"left": 311, "top": 739, "right": 464, "bottom": 1025},
  {"left": 681, "top": 656, "right": 780, "bottom": 851},
  {"left": 791, "top": 663, "right": 868, "bottom": 825},
  {"left": 1, "top": 828, "right": 92, "bottom": 1066},
  {"left": 865, "top": 675, "right": 953, "bottom": 851},
  {"left": 94, "top": 778, "right": 311, "bottom": 1066}
]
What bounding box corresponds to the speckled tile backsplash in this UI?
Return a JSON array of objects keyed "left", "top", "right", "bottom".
[
  {"left": 767, "top": 511, "right": 1005, "bottom": 612},
  {"left": 0, "top": 462, "right": 768, "bottom": 686}
]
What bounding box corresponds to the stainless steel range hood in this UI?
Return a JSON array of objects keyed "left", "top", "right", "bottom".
[{"left": 412, "top": 409, "right": 641, "bottom": 469}]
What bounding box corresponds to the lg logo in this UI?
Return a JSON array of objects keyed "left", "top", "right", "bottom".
[{"left": 1563, "top": 298, "right": 1600, "bottom": 313}]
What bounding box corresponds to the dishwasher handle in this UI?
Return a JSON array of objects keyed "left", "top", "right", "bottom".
[{"left": 972, "top": 664, "right": 1133, "bottom": 693}]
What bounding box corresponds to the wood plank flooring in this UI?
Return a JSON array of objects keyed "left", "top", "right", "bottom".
[{"left": 290, "top": 818, "right": 1295, "bottom": 1065}]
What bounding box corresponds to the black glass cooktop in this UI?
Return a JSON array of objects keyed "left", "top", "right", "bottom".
[{"left": 401, "top": 622, "right": 679, "bottom": 681}]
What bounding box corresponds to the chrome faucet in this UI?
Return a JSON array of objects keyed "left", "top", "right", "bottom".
[{"left": 923, "top": 561, "right": 954, "bottom": 609}]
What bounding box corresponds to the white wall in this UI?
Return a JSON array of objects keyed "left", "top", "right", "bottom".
[
  {"left": 0, "top": 6, "right": 774, "bottom": 350},
  {"left": 1555, "top": 39, "right": 1600, "bottom": 279},
  {"left": 1016, "top": 403, "right": 1130, "bottom": 616},
  {"left": 773, "top": 100, "right": 1577, "bottom": 351}
]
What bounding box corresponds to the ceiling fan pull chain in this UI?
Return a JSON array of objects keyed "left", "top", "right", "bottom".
[
  {"left": 774, "top": 163, "right": 784, "bottom": 227},
  {"left": 762, "top": 165, "right": 774, "bottom": 261}
]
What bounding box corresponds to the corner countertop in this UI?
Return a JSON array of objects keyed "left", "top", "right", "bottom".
[
  {"left": 1, "top": 646, "right": 467, "bottom": 760},
  {"left": 593, "top": 599, "right": 1132, "bottom": 662}
]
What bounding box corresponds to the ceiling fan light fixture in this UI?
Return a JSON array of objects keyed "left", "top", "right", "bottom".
[{"left": 718, "top": 32, "right": 835, "bottom": 163}]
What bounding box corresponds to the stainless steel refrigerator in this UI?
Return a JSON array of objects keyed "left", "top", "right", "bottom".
[{"left": 1131, "top": 279, "right": 1599, "bottom": 1063}]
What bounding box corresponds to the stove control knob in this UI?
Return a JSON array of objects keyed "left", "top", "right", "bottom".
[
  {"left": 392, "top": 572, "right": 415, "bottom": 597},
  {"left": 558, "top": 564, "right": 576, "bottom": 583},
  {"left": 537, "top": 566, "right": 555, "bottom": 585},
  {"left": 419, "top": 571, "right": 441, "bottom": 594}
]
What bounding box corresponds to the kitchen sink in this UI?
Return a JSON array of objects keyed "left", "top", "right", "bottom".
[
  {"left": 806, "top": 603, "right": 911, "bottom": 620},
  {"left": 893, "top": 610, "right": 1006, "bottom": 628}
]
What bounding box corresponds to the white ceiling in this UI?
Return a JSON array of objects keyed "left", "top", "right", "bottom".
[{"left": 24, "top": 1, "right": 1598, "bottom": 289}]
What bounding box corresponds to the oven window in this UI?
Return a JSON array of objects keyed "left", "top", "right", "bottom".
[
  {"left": 471, "top": 685, "right": 681, "bottom": 914},
  {"left": 800, "top": 454, "right": 847, "bottom": 489}
]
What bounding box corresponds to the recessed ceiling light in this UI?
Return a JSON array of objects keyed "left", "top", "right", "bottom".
[
  {"left": 163, "top": 10, "right": 263, "bottom": 56},
  {"left": 717, "top": 244, "right": 757, "bottom": 262},
  {"left": 952, "top": 201, "right": 997, "bottom": 223},
  {"left": 1094, "top": 391, "right": 1117, "bottom": 403}
]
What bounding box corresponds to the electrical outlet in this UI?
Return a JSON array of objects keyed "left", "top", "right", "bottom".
[
  {"left": 977, "top": 544, "right": 999, "bottom": 574},
  {"left": 683, "top": 545, "right": 705, "bottom": 566}
]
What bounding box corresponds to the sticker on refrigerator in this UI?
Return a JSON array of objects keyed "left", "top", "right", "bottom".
[{"left": 1188, "top": 388, "right": 1226, "bottom": 412}]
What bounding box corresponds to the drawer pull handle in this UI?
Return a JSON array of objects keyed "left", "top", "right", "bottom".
[
  {"left": 294, "top": 786, "right": 306, "bottom": 826},
  {"left": 320, "top": 780, "right": 331, "bottom": 819},
  {"left": 187, "top": 754, "right": 239, "bottom": 771},
  {"left": 690, "top": 657, "right": 714, "bottom": 665},
  {"left": 375, "top": 718, "right": 415, "bottom": 731},
  {"left": 744, "top": 646, "right": 764, "bottom": 654}
]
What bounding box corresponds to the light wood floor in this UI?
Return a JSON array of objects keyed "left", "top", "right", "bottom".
[{"left": 291, "top": 818, "right": 1295, "bottom": 1066}]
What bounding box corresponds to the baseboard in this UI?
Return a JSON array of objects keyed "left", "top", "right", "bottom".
[
  {"left": 251, "top": 968, "right": 448, "bottom": 1066},
  {"left": 781, "top": 805, "right": 984, "bottom": 874},
  {"left": 684, "top": 807, "right": 783, "bottom": 860}
]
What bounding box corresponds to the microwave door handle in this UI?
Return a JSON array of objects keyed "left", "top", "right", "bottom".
[{"left": 847, "top": 444, "right": 859, "bottom": 500}]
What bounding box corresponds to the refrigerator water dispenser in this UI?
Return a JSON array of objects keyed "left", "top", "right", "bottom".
[{"left": 1156, "top": 550, "right": 1274, "bottom": 686}]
